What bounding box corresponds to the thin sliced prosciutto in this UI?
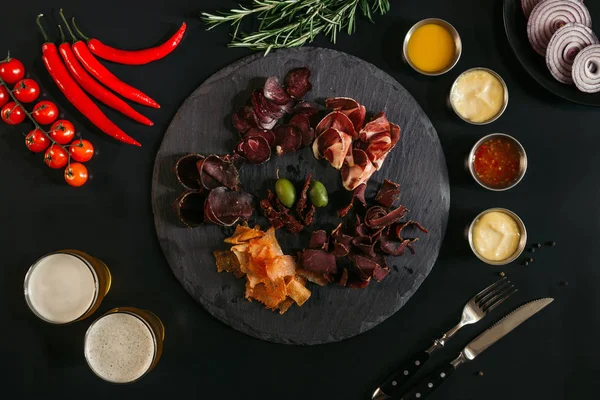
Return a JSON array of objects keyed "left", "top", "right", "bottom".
[
  {"left": 341, "top": 149, "right": 376, "bottom": 191},
  {"left": 325, "top": 97, "right": 366, "bottom": 133},
  {"left": 313, "top": 127, "right": 353, "bottom": 170}
]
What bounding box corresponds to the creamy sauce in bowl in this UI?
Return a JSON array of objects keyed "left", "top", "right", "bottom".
[
  {"left": 451, "top": 69, "right": 507, "bottom": 124},
  {"left": 472, "top": 211, "right": 521, "bottom": 261}
]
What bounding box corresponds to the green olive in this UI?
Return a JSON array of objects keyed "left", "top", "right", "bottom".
[
  {"left": 309, "top": 180, "right": 328, "bottom": 207},
  {"left": 275, "top": 178, "right": 296, "bottom": 208}
]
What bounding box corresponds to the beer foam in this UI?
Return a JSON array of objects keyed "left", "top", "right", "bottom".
[
  {"left": 26, "top": 253, "right": 96, "bottom": 323},
  {"left": 85, "top": 312, "right": 155, "bottom": 383}
]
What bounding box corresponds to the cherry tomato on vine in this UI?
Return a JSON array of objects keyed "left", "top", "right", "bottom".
[
  {"left": 69, "top": 139, "right": 94, "bottom": 162},
  {"left": 44, "top": 145, "right": 68, "bottom": 169},
  {"left": 0, "top": 58, "right": 25, "bottom": 84},
  {"left": 25, "top": 128, "right": 50, "bottom": 153},
  {"left": 32, "top": 100, "right": 58, "bottom": 125},
  {"left": 49, "top": 120, "right": 75, "bottom": 145},
  {"left": 1, "top": 101, "right": 25, "bottom": 124},
  {"left": 0, "top": 85, "right": 8, "bottom": 108},
  {"left": 64, "top": 162, "right": 88, "bottom": 187},
  {"left": 13, "top": 78, "right": 40, "bottom": 103}
]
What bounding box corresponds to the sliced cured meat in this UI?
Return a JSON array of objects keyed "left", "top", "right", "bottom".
[
  {"left": 263, "top": 76, "right": 292, "bottom": 105},
  {"left": 341, "top": 149, "right": 376, "bottom": 191},
  {"left": 289, "top": 114, "right": 314, "bottom": 146},
  {"left": 174, "top": 153, "right": 204, "bottom": 190},
  {"left": 338, "top": 183, "right": 367, "bottom": 217},
  {"left": 325, "top": 97, "right": 366, "bottom": 132},
  {"left": 394, "top": 220, "right": 429, "bottom": 240},
  {"left": 366, "top": 205, "right": 408, "bottom": 229},
  {"left": 260, "top": 190, "right": 304, "bottom": 233},
  {"left": 284, "top": 67, "right": 312, "bottom": 98},
  {"left": 359, "top": 112, "right": 390, "bottom": 142},
  {"left": 379, "top": 236, "right": 411, "bottom": 256},
  {"left": 351, "top": 236, "right": 377, "bottom": 258},
  {"left": 174, "top": 190, "right": 206, "bottom": 228},
  {"left": 232, "top": 106, "right": 257, "bottom": 133},
  {"left": 273, "top": 124, "right": 302, "bottom": 155},
  {"left": 298, "top": 249, "right": 337, "bottom": 275},
  {"left": 309, "top": 230, "right": 329, "bottom": 250},
  {"left": 294, "top": 100, "right": 319, "bottom": 122},
  {"left": 339, "top": 268, "right": 349, "bottom": 287},
  {"left": 315, "top": 111, "right": 356, "bottom": 138},
  {"left": 372, "top": 264, "right": 390, "bottom": 281},
  {"left": 325, "top": 97, "right": 360, "bottom": 110},
  {"left": 198, "top": 155, "right": 240, "bottom": 190},
  {"left": 252, "top": 89, "right": 284, "bottom": 122},
  {"left": 376, "top": 179, "right": 401, "bottom": 208},
  {"left": 368, "top": 122, "right": 401, "bottom": 170},
  {"left": 243, "top": 128, "right": 275, "bottom": 147},
  {"left": 204, "top": 187, "right": 253, "bottom": 227},
  {"left": 295, "top": 174, "right": 315, "bottom": 226},
  {"left": 313, "top": 127, "right": 353, "bottom": 170},
  {"left": 214, "top": 249, "right": 245, "bottom": 278},
  {"left": 236, "top": 136, "right": 271, "bottom": 165}
]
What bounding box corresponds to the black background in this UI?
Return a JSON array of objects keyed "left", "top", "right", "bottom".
[{"left": 0, "top": 0, "right": 591, "bottom": 398}]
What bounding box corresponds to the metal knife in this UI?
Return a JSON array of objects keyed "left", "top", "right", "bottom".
[{"left": 372, "top": 298, "right": 554, "bottom": 400}]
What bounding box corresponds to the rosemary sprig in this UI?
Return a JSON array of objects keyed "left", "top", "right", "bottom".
[{"left": 201, "top": 0, "right": 391, "bottom": 55}]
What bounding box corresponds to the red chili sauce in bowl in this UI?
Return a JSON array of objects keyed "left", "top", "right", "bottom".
[{"left": 472, "top": 137, "right": 522, "bottom": 189}]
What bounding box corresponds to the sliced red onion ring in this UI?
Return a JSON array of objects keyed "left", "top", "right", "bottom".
[
  {"left": 546, "top": 23, "right": 598, "bottom": 84},
  {"left": 572, "top": 44, "right": 600, "bottom": 92},
  {"left": 522, "top": 0, "right": 584, "bottom": 18},
  {"left": 527, "top": 0, "right": 591, "bottom": 56}
]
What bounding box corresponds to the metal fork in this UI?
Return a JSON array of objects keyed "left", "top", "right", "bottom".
[{"left": 372, "top": 277, "right": 517, "bottom": 400}]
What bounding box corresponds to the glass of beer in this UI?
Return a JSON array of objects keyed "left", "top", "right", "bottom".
[
  {"left": 24, "top": 250, "right": 111, "bottom": 324},
  {"left": 84, "top": 307, "right": 165, "bottom": 383}
]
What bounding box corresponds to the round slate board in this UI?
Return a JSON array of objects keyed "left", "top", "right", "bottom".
[{"left": 151, "top": 47, "right": 450, "bottom": 345}]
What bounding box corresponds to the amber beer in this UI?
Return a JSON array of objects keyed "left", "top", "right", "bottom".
[
  {"left": 24, "top": 250, "right": 111, "bottom": 324},
  {"left": 84, "top": 307, "right": 165, "bottom": 383}
]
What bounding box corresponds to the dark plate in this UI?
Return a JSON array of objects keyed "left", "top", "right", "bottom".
[
  {"left": 503, "top": 0, "right": 600, "bottom": 106},
  {"left": 151, "top": 47, "right": 449, "bottom": 345}
]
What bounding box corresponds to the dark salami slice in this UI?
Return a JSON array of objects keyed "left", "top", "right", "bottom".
[
  {"left": 236, "top": 136, "right": 271, "bottom": 165},
  {"left": 174, "top": 190, "right": 206, "bottom": 228},
  {"left": 290, "top": 114, "right": 314, "bottom": 146},
  {"left": 273, "top": 124, "right": 302, "bottom": 155},
  {"left": 294, "top": 100, "right": 319, "bottom": 123},
  {"left": 199, "top": 155, "right": 240, "bottom": 190},
  {"left": 284, "top": 67, "right": 312, "bottom": 98},
  {"left": 263, "top": 77, "right": 292, "bottom": 105},
  {"left": 204, "top": 187, "right": 253, "bottom": 226},
  {"left": 232, "top": 106, "right": 257, "bottom": 133},
  {"left": 174, "top": 153, "right": 204, "bottom": 190},
  {"left": 243, "top": 128, "right": 276, "bottom": 147}
]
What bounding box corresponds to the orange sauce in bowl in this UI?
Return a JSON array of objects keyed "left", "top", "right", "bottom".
[
  {"left": 407, "top": 24, "right": 456, "bottom": 73},
  {"left": 473, "top": 137, "right": 521, "bottom": 188}
]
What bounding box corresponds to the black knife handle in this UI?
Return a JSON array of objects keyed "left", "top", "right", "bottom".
[
  {"left": 379, "top": 351, "right": 430, "bottom": 397},
  {"left": 401, "top": 363, "right": 455, "bottom": 400}
]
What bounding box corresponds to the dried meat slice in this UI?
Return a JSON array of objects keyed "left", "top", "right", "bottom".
[
  {"left": 214, "top": 249, "right": 244, "bottom": 278},
  {"left": 284, "top": 67, "right": 312, "bottom": 98},
  {"left": 289, "top": 114, "right": 315, "bottom": 147},
  {"left": 315, "top": 111, "right": 356, "bottom": 138},
  {"left": 243, "top": 128, "right": 276, "bottom": 147},
  {"left": 341, "top": 149, "right": 376, "bottom": 191},
  {"left": 174, "top": 190, "right": 206, "bottom": 228},
  {"left": 298, "top": 249, "right": 337, "bottom": 275},
  {"left": 236, "top": 136, "right": 271, "bottom": 165},
  {"left": 174, "top": 153, "right": 204, "bottom": 190},
  {"left": 232, "top": 106, "right": 258, "bottom": 133},
  {"left": 204, "top": 187, "right": 253, "bottom": 226},
  {"left": 359, "top": 112, "right": 390, "bottom": 142},
  {"left": 263, "top": 76, "right": 292, "bottom": 105},
  {"left": 366, "top": 205, "right": 408, "bottom": 229},
  {"left": 376, "top": 179, "right": 401, "bottom": 208},
  {"left": 338, "top": 183, "right": 367, "bottom": 217},
  {"left": 198, "top": 155, "right": 240, "bottom": 190},
  {"left": 273, "top": 124, "right": 302, "bottom": 155},
  {"left": 308, "top": 230, "right": 329, "bottom": 250},
  {"left": 313, "top": 127, "right": 352, "bottom": 170}
]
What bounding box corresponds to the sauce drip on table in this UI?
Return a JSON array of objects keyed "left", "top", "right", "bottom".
[{"left": 473, "top": 137, "right": 521, "bottom": 188}]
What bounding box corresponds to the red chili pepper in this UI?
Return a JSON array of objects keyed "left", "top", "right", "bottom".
[
  {"left": 37, "top": 16, "right": 140, "bottom": 147},
  {"left": 57, "top": 16, "right": 153, "bottom": 126},
  {"left": 67, "top": 20, "right": 159, "bottom": 109},
  {"left": 72, "top": 18, "right": 186, "bottom": 65}
]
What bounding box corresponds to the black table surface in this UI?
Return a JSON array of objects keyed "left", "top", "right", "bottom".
[{"left": 0, "top": 0, "right": 590, "bottom": 398}]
